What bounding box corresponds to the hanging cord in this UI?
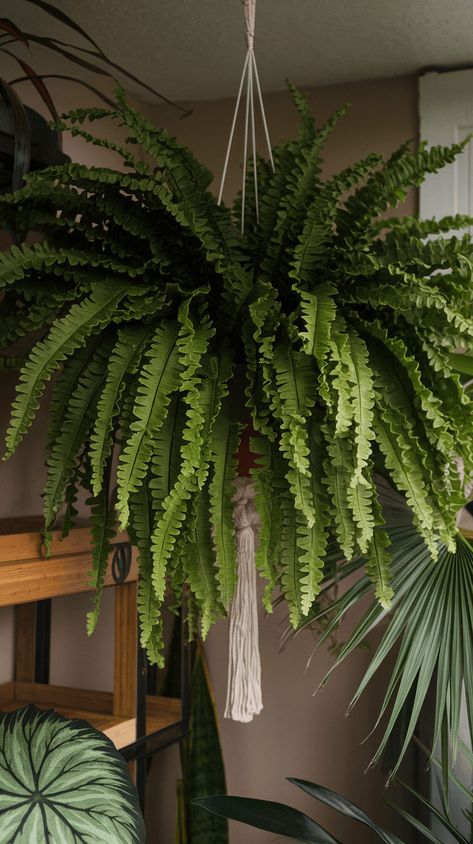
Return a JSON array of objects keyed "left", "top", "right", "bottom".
[
  {"left": 224, "top": 479, "right": 263, "bottom": 722},
  {"left": 220, "top": 0, "right": 271, "bottom": 725},
  {"left": 217, "top": 0, "right": 275, "bottom": 232}
]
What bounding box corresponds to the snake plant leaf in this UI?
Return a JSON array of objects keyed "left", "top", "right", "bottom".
[
  {"left": 185, "top": 647, "right": 229, "bottom": 844},
  {"left": 194, "top": 795, "right": 341, "bottom": 844},
  {"left": 0, "top": 705, "right": 145, "bottom": 844}
]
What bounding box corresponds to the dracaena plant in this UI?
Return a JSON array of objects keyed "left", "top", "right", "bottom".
[
  {"left": 0, "top": 1, "right": 187, "bottom": 191},
  {"left": 1, "top": 0, "right": 187, "bottom": 117},
  {"left": 0, "top": 88, "right": 472, "bottom": 713},
  {"left": 196, "top": 747, "right": 473, "bottom": 844}
]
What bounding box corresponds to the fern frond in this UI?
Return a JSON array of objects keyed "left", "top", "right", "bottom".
[
  {"left": 272, "top": 339, "right": 317, "bottom": 525},
  {"left": 249, "top": 435, "right": 277, "bottom": 611},
  {"left": 324, "top": 434, "right": 357, "bottom": 560},
  {"left": 43, "top": 341, "right": 112, "bottom": 531},
  {"left": 280, "top": 476, "right": 303, "bottom": 627},
  {"left": 90, "top": 323, "right": 152, "bottom": 496},
  {"left": 209, "top": 400, "right": 241, "bottom": 610},
  {"left": 5, "top": 282, "right": 128, "bottom": 458},
  {"left": 150, "top": 352, "right": 233, "bottom": 602},
  {"left": 129, "top": 482, "right": 164, "bottom": 665},
  {"left": 86, "top": 482, "right": 116, "bottom": 635},
  {"left": 365, "top": 489, "right": 393, "bottom": 609},
  {"left": 346, "top": 331, "right": 375, "bottom": 487},
  {"left": 373, "top": 410, "right": 437, "bottom": 557},
  {"left": 298, "top": 284, "right": 337, "bottom": 366},
  {"left": 115, "top": 321, "right": 181, "bottom": 528},
  {"left": 297, "top": 417, "right": 331, "bottom": 614},
  {"left": 185, "top": 485, "right": 222, "bottom": 639}
]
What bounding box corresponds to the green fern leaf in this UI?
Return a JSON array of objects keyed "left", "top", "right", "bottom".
[
  {"left": 86, "top": 483, "right": 116, "bottom": 635},
  {"left": 116, "top": 321, "right": 181, "bottom": 529},
  {"left": 272, "top": 339, "right": 317, "bottom": 525},
  {"left": 297, "top": 417, "right": 331, "bottom": 614},
  {"left": 90, "top": 323, "right": 152, "bottom": 496},
  {"left": 299, "top": 284, "right": 337, "bottom": 365},
  {"left": 5, "top": 282, "right": 128, "bottom": 458},
  {"left": 150, "top": 353, "right": 232, "bottom": 602},
  {"left": 346, "top": 331, "right": 375, "bottom": 487},
  {"left": 129, "top": 482, "right": 164, "bottom": 665},
  {"left": 280, "top": 485, "right": 303, "bottom": 628},
  {"left": 324, "top": 434, "right": 357, "bottom": 560},
  {"left": 185, "top": 486, "right": 222, "bottom": 639},
  {"left": 209, "top": 399, "right": 242, "bottom": 610},
  {"left": 249, "top": 435, "right": 277, "bottom": 611},
  {"left": 373, "top": 410, "right": 437, "bottom": 557},
  {"left": 43, "top": 342, "right": 111, "bottom": 531},
  {"left": 365, "top": 491, "right": 394, "bottom": 609}
]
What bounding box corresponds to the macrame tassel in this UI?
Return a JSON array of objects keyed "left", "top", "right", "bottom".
[{"left": 224, "top": 478, "right": 263, "bottom": 723}]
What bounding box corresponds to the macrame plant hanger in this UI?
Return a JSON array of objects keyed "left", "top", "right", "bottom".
[{"left": 219, "top": 0, "right": 274, "bottom": 723}]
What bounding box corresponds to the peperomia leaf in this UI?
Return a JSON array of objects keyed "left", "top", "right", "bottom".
[{"left": 0, "top": 706, "right": 145, "bottom": 844}]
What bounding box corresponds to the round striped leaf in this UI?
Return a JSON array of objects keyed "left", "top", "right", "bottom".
[{"left": 0, "top": 706, "right": 145, "bottom": 844}]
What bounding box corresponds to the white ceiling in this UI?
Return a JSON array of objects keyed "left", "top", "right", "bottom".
[{"left": 8, "top": 0, "right": 473, "bottom": 103}]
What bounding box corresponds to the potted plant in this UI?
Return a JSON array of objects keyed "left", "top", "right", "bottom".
[{"left": 0, "top": 86, "right": 471, "bottom": 778}]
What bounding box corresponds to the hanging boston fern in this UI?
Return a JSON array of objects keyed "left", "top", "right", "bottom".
[{"left": 0, "top": 88, "right": 472, "bottom": 670}]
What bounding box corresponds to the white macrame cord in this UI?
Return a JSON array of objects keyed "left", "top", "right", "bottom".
[
  {"left": 224, "top": 479, "right": 263, "bottom": 722},
  {"left": 220, "top": 0, "right": 272, "bottom": 723},
  {"left": 217, "top": 0, "right": 274, "bottom": 233}
]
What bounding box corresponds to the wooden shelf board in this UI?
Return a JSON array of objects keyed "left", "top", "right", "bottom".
[
  {"left": 0, "top": 682, "right": 181, "bottom": 751},
  {"left": 0, "top": 531, "right": 137, "bottom": 606}
]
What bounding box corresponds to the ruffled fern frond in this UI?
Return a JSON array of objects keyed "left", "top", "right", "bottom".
[
  {"left": 115, "top": 321, "right": 181, "bottom": 529},
  {"left": 90, "top": 323, "right": 153, "bottom": 496},
  {"left": 86, "top": 480, "right": 116, "bottom": 635},
  {"left": 209, "top": 400, "right": 242, "bottom": 610},
  {"left": 5, "top": 282, "right": 128, "bottom": 458}
]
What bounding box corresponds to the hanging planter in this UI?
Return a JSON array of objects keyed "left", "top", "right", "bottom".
[
  {"left": 0, "top": 0, "right": 473, "bottom": 766},
  {"left": 0, "top": 86, "right": 471, "bottom": 655}
]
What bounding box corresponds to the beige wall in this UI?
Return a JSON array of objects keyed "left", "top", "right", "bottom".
[
  {"left": 0, "top": 73, "right": 418, "bottom": 843},
  {"left": 145, "top": 75, "right": 418, "bottom": 213}
]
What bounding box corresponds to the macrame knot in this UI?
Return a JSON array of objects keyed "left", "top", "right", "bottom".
[
  {"left": 233, "top": 481, "right": 260, "bottom": 530},
  {"left": 224, "top": 477, "right": 263, "bottom": 723},
  {"left": 243, "top": 0, "right": 255, "bottom": 50}
]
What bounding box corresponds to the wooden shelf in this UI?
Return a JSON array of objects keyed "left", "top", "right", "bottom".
[
  {"left": 0, "top": 682, "right": 181, "bottom": 751},
  {"left": 0, "top": 520, "right": 137, "bottom": 606},
  {"left": 0, "top": 518, "right": 188, "bottom": 785}
]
